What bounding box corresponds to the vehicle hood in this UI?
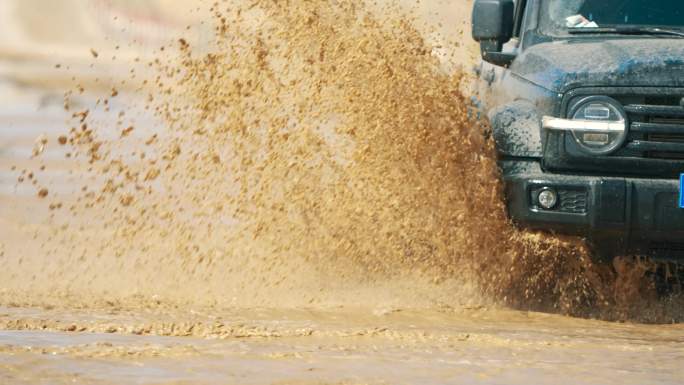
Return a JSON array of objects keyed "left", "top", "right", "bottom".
[{"left": 511, "top": 38, "right": 684, "bottom": 92}]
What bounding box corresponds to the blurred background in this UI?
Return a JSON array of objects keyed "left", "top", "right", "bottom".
[
  {"left": 0, "top": 0, "right": 475, "bottom": 89},
  {"left": 0, "top": 0, "right": 475, "bottom": 199},
  {"left": 0, "top": 0, "right": 211, "bottom": 90}
]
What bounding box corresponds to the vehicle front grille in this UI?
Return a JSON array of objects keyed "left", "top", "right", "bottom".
[
  {"left": 623, "top": 98, "right": 684, "bottom": 160},
  {"left": 549, "top": 88, "right": 684, "bottom": 178}
]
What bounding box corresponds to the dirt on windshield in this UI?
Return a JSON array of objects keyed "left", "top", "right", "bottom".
[{"left": 0, "top": 1, "right": 683, "bottom": 384}]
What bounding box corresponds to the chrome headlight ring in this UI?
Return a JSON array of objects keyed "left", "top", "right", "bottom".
[{"left": 543, "top": 96, "right": 628, "bottom": 156}]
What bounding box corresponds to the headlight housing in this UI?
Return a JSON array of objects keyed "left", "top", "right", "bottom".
[
  {"left": 542, "top": 96, "right": 628, "bottom": 156},
  {"left": 568, "top": 96, "right": 628, "bottom": 155}
]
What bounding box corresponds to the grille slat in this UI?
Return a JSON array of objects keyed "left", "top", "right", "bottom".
[
  {"left": 626, "top": 140, "right": 684, "bottom": 153},
  {"left": 624, "top": 104, "right": 684, "bottom": 118},
  {"left": 630, "top": 122, "right": 684, "bottom": 134}
]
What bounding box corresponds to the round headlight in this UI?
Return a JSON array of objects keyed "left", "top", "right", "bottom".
[{"left": 568, "top": 96, "right": 628, "bottom": 155}]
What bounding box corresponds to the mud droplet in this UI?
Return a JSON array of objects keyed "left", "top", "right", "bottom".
[
  {"left": 121, "top": 126, "right": 134, "bottom": 137},
  {"left": 120, "top": 194, "right": 134, "bottom": 207}
]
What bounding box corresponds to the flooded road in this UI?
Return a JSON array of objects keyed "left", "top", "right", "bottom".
[
  {"left": 1, "top": 0, "right": 684, "bottom": 383},
  {"left": 1, "top": 305, "right": 683, "bottom": 385}
]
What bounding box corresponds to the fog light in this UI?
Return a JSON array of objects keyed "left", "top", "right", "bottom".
[{"left": 537, "top": 188, "right": 558, "bottom": 210}]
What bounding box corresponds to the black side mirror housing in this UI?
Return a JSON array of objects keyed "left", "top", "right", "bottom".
[{"left": 472, "top": 0, "right": 515, "bottom": 65}]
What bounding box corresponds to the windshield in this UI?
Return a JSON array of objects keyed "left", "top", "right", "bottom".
[{"left": 540, "top": 0, "right": 684, "bottom": 36}]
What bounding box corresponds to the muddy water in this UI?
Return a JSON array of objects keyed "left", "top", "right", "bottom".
[
  {"left": 1, "top": 0, "right": 684, "bottom": 383},
  {"left": 0, "top": 304, "right": 683, "bottom": 384}
]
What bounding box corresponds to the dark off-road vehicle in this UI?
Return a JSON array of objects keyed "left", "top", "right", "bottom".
[{"left": 472, "top": 0, "right": 684, "bottom": 262}]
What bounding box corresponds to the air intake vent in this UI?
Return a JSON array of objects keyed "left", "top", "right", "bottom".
[{"left": 625, "top": 101, "right": 684, "bottom": 160}]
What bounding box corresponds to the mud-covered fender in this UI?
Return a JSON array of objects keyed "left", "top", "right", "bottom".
[{"left": 488, "top": 100, "right": 543, "bottom": 158}]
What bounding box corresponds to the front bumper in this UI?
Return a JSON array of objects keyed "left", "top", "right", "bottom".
[{"left": 503, "top": 160, "right": 684, "bottom": 260}]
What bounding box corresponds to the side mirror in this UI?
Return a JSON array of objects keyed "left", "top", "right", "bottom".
[{"left": 472, "top": 0, "right": 515, "bottom": 66}]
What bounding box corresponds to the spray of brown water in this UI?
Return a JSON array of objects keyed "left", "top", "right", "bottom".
[{"left": 5, "top": 0, "right": 682, "bottom": 322}]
